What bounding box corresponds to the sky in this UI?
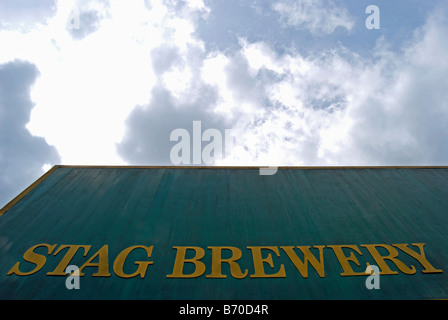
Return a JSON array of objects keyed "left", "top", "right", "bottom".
[{"left": 1, "top": 0, "right": 448, "bottom": 207}]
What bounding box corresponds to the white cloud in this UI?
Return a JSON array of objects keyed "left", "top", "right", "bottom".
[
  {"left": 1, "top": 0, "right": 448, "bottom": 174},
  {"left": 273, "top": 0, "right": 355, "bottom": 35},
  {"left": 0, "top": 0, "right": 212, "bottom": 165},
  {"left": 215, "top": 7, "right": 448, "bottom": 166}
]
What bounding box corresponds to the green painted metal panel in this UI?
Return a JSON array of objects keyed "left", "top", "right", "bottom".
[{"left": 0, "top": 166, "right": 447, "bottom": 299}]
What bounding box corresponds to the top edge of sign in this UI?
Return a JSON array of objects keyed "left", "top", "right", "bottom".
[
  {"left": 1, "top": 164, "right": 448, "bottom": 217},
  {"left": 48, "top": 165, "right": 448, "bottom": 169}
]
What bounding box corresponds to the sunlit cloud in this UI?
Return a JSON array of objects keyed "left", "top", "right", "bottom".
[{"left": 1, "top": 0, "right": 448, "bottom": 207}]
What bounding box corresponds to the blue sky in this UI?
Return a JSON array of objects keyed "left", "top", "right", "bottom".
[
  {"left": 1, "top": 0, "right": 448, "bottom": 207},
  {"left": 198, "top": 0, "right": 432, "bottom": 53}
]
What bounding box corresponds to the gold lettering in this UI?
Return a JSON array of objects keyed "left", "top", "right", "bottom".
[
  {"left": 327, "top": 245, "right": 365, "bottom": 276},
  {"left": 113, "top": 245, "right": 154, "bottom": 278},
  {"left": 7, "top": 244, "right": 57, "bottom": 276},
  {"left": 281, "top": 246, "right": 326, "bottom": 278},
  {"left": 206, "top": 246, "right": 248, "bottom": 279},
  {"left": 393, "top": 243, "right": 443, "bottom": 274},
  {"left": 47, "top": 245, "right": 91, "bottom": 276},
  {"left": 248, "top": 246, "right": 286, "bottom": 278},
  {"left": 361, "top": 244, "right": 415, "bottom": 275},
  {"left": 166, "top": 246, "right": 206, "bottom": 278},
  {"left": 78, "top": 245, "right": 111, "bottom": 277},
  {"left": 8, "top": 242, "right": 442, "bottom": 280}
]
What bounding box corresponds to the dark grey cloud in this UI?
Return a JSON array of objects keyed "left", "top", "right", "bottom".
[
  {"left": 0, "top": 60, "right": 60, "bottom": 208},
  {"left": 117, "top": 30, "right": 241, "bottom": 166},
  {"left": 150, "top": 45, "right": 181, "bottom": 75},
  {"left": 68, "top": 10, "right": 103, "bottom": 40},
  {"left": 116, "top": 83, "right": 229, "bottom": 165},
  {"left": 63, "top": 0, "right": 111, "bottom": 40}
]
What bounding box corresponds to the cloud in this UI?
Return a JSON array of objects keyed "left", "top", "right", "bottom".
[
  {"left": 1, "top": 0, "right": 447, "bottom": 180},
  {"left": 11, "top": 0, "right": 161, "bottom": 165},
  {"left": 116, "top": 2, "right": 448, "bottom": 168},
  {"left": 273, "top": 0, "right": 355, "bottom": 35},
  {"left": 0, "top": 0, "right": 217, "bottom": 170},
  {"left": 116, "top": 84, "right": 224, "bottom": 165},
  {"left": 353, "top": 8, "right": 448, "bottom": 165},
  {"left": 0, "top": 60, "right": 60, "bottom": 208},
  {"left": 0, "top": 0, "right": 56, "bottom": 31},
  {"left": 214, "top": 6, "right": 448, "bottom": 166},
  {"left": 116, "top": 0, "right": 233, "bottom": 165},
  {"left": 67, "top": 8, "right": 103, "bottom": 40}
]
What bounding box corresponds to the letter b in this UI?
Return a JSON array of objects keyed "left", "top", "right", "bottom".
[{"left": 166, "top": 247, "right": 206, "bottom": 278}]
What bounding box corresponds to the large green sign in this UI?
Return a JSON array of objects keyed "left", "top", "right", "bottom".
[{"left": 0, "top": 166, "right": 447, "bottom": 299}]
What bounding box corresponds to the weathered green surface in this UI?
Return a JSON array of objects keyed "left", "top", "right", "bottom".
[{"left": 0, "top": 166, "right": 447, "bottom": 299}]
